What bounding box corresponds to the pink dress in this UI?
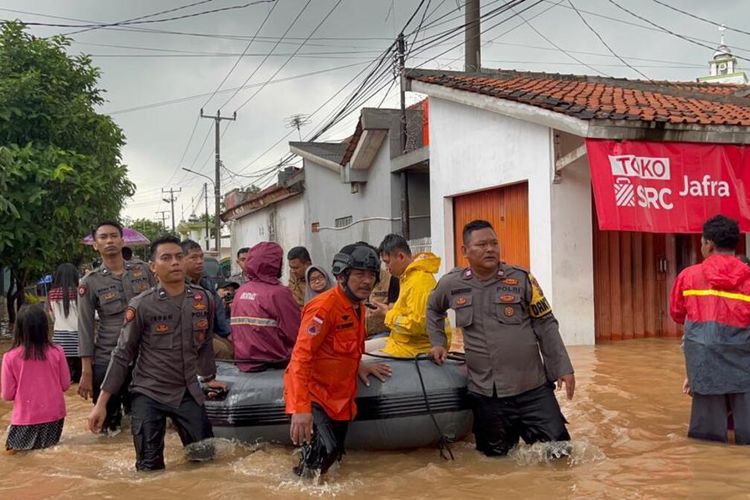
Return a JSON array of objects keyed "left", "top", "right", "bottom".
[{"left": 1, "top": 345, "right": 70, "bottom": 425}]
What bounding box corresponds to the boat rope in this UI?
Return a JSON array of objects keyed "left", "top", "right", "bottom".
[{"left": 363, "top": 350, "right": 465, "bottom": 461}]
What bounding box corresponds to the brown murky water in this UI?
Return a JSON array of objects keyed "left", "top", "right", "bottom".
[{"left": 2, "top": 338, "right": 750, "bottom": 499}]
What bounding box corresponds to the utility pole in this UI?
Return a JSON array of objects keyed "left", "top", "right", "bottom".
[
  {"left": 203, "top": 182, "right": 210, "bottom": 251},
  {"left": 156, "top": 210, "right": 169, "bottom": 231},
  {"left": 161, "top": 187, "right": 182, "bottom": 233},
  {"left": 397, "top": 32, "right": 410, "bottom": 240},
  {"left": 465, "top": 0, "right": 481, "bottom": 72},
  {"left": 200, "top": 109, "right": 236, "bottom": 253}
]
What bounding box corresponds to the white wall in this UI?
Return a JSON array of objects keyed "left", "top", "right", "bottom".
[
  {"left": 428, "top": 97, "right": 593, "bottom": 345},
  {"left": 229, "top": 195, "right": 305, "bottom": 283},
  {"left": 550, "top": 138, "right": 596, "bottom": 345},
  {"left": 304, "top": 143, "right": 400, "bottom": 270}
]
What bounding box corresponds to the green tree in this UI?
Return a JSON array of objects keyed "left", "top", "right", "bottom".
[
  {"left": 0, "top": 21, "right": 134, "bottom": 321},
  {"left": 127, "top": 218, "right": 169, "bottom": 260}
]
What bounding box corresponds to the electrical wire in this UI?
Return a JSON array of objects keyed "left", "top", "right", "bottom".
[
  {"left": 231, "top": 0, "right": 345, "bottom": 113},
  {"left": 217, "top": 0, "right": 313, "bottom": 111},
  {"left": 201, "top": 0, "right": 279, "bottom": 109},
  {"left": 650, "top": 0, "right": 750, "bottom": 38},
  {"left": 566, "top": 0, "right": 651, "bottom": 80},
  {"left": 17, "top": 0, "right": 276, "bottom": 29},
  {"left": 64, "top": 0, "right": 216, "bottom": 36},
  {"left": 606, "top": 0, "right": 750, "bottom": 63}
]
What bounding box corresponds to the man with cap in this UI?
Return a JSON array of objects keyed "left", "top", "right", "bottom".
[
  {"left": 284, "top": 242, "right": 392, "bottom": 477},
  {"left": 78, "top": 220, "right": 155, "bottom": 435}
]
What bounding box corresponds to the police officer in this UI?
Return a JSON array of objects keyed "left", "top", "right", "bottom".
[
  {"left": 285, "top": 243, "right": 391, "bottom": 477},
  {"left": 427, "top": 220, "right": 575, "bottom": 457},
  {"left": 78, "top": 221, "right": 155, "bottom": 434},
  {"left": 88, "top": 235, "right": 226, "bottom": 471}
]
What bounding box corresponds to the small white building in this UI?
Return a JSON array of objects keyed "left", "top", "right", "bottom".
[
  {"left": 221, "top": 168, "right": 305, "bottom": 282},
  {"left": 406, "top": 68, "right": 750, "bottom": 346}
]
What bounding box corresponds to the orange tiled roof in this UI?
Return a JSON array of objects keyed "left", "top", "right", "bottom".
[{"left": 407, "top": 69, "right": 750, "bottom": 126}]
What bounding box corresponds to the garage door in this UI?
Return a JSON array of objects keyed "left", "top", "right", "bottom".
[{"left": 453, "top": 182, "right": 530, "bottom": 269}]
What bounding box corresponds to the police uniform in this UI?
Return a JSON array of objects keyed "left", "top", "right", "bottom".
[
  {"left": 426, "top": 263, "right": 574, "bottom": 456},
  {"left": 78, "top": 259, "right": 154, "bottom": 430},
  {"left": 101, "top": 284, "right": 217, "bottom": 471},
  {"left": 284, "top": 285, "right": 367, "bottom": 476}
]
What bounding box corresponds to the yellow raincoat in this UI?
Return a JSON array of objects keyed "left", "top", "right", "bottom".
[{"left": 383, "top": 252, "right": 451, "bottom": 357}]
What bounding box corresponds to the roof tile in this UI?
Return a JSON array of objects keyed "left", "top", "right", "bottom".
[{"left": 408, "top": 69, "right": 750, "bottom": 127}]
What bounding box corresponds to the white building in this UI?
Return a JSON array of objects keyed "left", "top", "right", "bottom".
[
  {"left": 222, "top": 168, "right": 305, "bottom": 282},
  {"left": 407, "top": 68, "right": 750, "bottom": 346}
]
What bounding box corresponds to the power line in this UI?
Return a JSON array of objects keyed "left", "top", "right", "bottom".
[
  {"left": 650, "top": 0, "right": 750, "bottom": 38},
  {"left": 105, "top": 61, "right": 370, "bottom": 115},
  {"left": 606, "top": 0, "right": 750, "bottom": 63},
  {"left": 16, "top": 0, "right": 276, "bottom": 29},
  {"left": 201, "top": 0, "right": 279, "bottom": 109},
  {"left": 511, "top": 4, "right": 610, "bottom": 77},
  {"left": 567, "top": 0, "right": 651, "bottom": 80},
  {"left": 232, "top": 0, "right": 345, "bottom": 113},
  {"left": 64, "top": 0, "right": 216, "bottom": 36}
]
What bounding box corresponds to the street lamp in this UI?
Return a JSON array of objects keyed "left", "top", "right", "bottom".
[{"left": 182, "top": 167, "right": 216, "bottom": 253}]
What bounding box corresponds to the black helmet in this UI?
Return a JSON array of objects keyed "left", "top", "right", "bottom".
[{"left": 331, "top": 243, "right": 380, "bottom": 283}]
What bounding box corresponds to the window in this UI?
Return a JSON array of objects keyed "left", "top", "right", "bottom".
[{"left": 335, "top": 216, "right": 353, "bottom": 228}]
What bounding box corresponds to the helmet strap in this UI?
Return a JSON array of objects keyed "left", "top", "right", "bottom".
[{"left": 339, "top": 270, "right": 363, "bottom": 304}]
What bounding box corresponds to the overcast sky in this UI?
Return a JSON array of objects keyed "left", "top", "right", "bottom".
[{"left": 3, "top": 0, "right": 747, "bottom": 226}]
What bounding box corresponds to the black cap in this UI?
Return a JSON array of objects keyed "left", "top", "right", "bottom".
[{"left": 217, "top": 280, "right": 240, "bottom": 290}]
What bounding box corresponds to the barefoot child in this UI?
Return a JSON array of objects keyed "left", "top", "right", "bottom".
[{"left": 2, "top": 304, "right": 70, "bottom": 451}]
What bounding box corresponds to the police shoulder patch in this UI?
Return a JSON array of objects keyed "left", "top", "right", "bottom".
[
  {"left": 528, "top": 273, "right": 552, "bottom": 318},
  {"left": 124, "top": 306, "right": 136, "bottom": 323},
  {"left": 78, "top": 283, "right": 87, "bottom": 297}
]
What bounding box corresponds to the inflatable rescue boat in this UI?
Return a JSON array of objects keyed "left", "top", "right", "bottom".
[{"left": 204, "top": 357, "right": 472, "bottom": 450}]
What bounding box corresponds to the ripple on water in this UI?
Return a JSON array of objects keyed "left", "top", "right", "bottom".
[{"left": 509, "top": 439, "right": 606, "bottom": 467}]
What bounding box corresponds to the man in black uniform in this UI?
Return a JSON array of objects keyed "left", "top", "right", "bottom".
[
  {"left": 427, "top": 220, "right": 575, "bottom": 456},
  {"left": 78, "top": 221, "right": 155, "bottom": 434},
  {"left": 88, "top": 235, "right": 226, "bottom": 471}
]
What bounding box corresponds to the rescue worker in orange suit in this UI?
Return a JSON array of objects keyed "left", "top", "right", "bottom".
[
  {"left": 670, "top": 214, "right": 750, "bottom": 444},
  {"left": 284, "top": 243, "right": 392, "bottom": 477},
  {"left": 427, "top": 219, "right": 575, "bottom": 457}
]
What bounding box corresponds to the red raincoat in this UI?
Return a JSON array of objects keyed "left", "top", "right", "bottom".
[{"left": 230, "top": 242, "right": 301, "bottom": 372}]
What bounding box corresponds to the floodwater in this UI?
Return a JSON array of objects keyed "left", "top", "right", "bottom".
[{"left": 2, "top": 338, "right": 750, "bottom": 499}]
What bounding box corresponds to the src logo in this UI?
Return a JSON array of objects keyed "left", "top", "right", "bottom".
[{"left": 609, "top": 154, "right": 673, "bottom": 210}]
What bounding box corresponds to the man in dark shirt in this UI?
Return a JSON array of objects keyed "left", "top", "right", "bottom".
[
  {"left": 88, "top": 235, "right": 226, "bottom": 471},
  {"left": 427, "top": 220, "right": 575, "bottom": 457}
]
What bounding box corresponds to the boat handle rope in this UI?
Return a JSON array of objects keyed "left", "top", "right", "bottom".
[{"left": 363, "top": 351, "right": 466, "bottom": 461}]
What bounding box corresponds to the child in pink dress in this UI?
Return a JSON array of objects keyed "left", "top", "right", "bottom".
[{"left": 2, "top": 304, "right": 70, "bottom": 451}]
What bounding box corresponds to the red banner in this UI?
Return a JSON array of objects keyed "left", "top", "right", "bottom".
[{"left": 586, "top": 139, "right": 750, "bottom": 233}]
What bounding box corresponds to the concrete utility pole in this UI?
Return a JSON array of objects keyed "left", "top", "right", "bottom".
[
  {"left": 156, "top": 210, "right": 169, "bottom": 231},
  {"left": 465, "top": 0, "right": 481, "bottom": 72},
  {"left": 200, "top": 109, "right": 236, "bottom": 253},
  {"left": 161, "top": 187, "right": 182, "bottom": 233},
  {"left": 203, "top": 183, "right": 210, "bottom": 250},
  {"left": 397, "top": 32, "right": 410, "bottom": 240}
]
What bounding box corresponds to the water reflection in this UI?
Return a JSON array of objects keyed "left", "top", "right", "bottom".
[{"left": 3, "top": 339, "right": 750, "bottom": 498}]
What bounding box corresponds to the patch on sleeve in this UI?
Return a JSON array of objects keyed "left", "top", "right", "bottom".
[
  {"left": 124, "top": 306, "right": 136, "bottom": 323},
  {"left": 78, "top": 283, "right": 87, "bottom": 297},
  {"left": 307, "top": 314, "right": 324, "bottom": 336},
  {"left": 529, "top": 274, "right": 552, "bottom": 318}
]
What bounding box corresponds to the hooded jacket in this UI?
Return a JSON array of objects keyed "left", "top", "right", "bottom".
[
  {"left": 230, "top": 242, "right": 301, "bottom": 372},
  {"left": 670, "top": 253, "right": 750, "bottom": 395},
  {"left": 383, "top": 253, "right": 452, "bottom": 358},
  {"left": 304, "top": 265, "right": 333, "bottom": 304}
]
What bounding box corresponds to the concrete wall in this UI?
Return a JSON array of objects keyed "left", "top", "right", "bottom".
[
  {"left": 304, "top": 142, "right": 400, "bottom": 269},
  {"left": 550, "top": 133, "right": 595, "bottom": 345},
  {"left": 229, "top": 195, "right": 305, "bottom": 283},
  {"left": 428, "top": 97, "right": 594, "bottom": 345}
]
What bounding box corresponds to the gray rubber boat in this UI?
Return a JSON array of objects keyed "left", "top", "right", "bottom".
[{"left": 204, "top": 357, "right": 472, "bottom": 450}]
